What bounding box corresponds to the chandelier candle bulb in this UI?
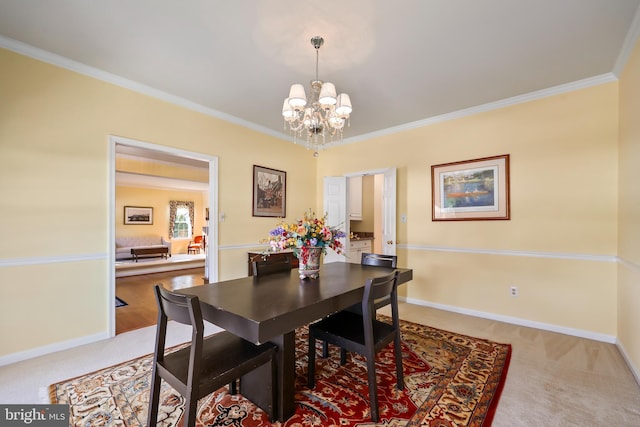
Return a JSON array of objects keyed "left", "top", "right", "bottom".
[
  {"left": 319, "top": 82, "right": 337, "bottom": 105},
  {"left": 288, "top": 84, "right": 307, "bottom": 107},
  {"left": 282, "top": 99, "right": 295, "bottom": 119},
  {"left": 336, "top": 93, "right": 352, "bottom": 115}
]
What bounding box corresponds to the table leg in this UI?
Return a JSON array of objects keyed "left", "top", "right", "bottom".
[
  {"left": 241, "top": 330, "right": 296, "bottom": 422},
  {"left": 275, "top": 330, "right": 296, "bottom": 421}
]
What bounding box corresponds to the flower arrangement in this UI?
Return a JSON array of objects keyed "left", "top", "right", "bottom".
[{"left": 267, "top": 210, "right": 346, "bottom": 264}]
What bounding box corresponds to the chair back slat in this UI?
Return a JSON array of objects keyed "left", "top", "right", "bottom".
[
  {"left": 154, "top": 284, "right": 202, "bottom": 327},
  {"left": 252, "top": 257, "right": 292, "bottom": 276},
  {"left": 361, "top": 253, "right": 397, "bottom": 268},
  {"left": 362, "top": 271, "right": 399, "bottom": 310}
]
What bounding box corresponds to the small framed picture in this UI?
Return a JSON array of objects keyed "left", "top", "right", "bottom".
[
  {"left": 124, "top": 206, "right": 154, "bottom": 225},
  {"left": 431, "top": 154, "right": 510, "bottom": 221},
  {"left": 252, "top": 165, "right": 286, "bottom": 217}
]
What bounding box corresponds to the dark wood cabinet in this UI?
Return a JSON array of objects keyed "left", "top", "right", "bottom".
[{"left": 248, "top": 251, "right": 299, "bottom": 276}]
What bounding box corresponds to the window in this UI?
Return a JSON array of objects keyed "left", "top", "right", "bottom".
[
  {"left": 169, "top": 200, "right": 195, "bottom": 239},
  {"left": 173, "top": 206, "right": 192, "bottom": 238}
]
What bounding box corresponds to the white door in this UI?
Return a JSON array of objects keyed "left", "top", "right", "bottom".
[
  {"left": 382, "top": 168, "right": 397, "bottom": 255},
  {"left": 323, "top": 176, "right": 347, "bottom": 263}
]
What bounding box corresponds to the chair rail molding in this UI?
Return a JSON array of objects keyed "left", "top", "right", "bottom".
[
  {"left": 398, "top": 244, "right": 616, "bottom": 263},
  {"left": 0, "top": 253, "right": 107, "bottom": 267}
]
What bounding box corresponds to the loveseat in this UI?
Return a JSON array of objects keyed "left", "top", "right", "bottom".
[{"left": 115, "top": 235, "right": 172, "bottom": 260}]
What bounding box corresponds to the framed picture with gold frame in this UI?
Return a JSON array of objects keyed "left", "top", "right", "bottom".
[
  {"left": 252, "top": 165, "right": 286, "bottom": 217},
  {"left": 431, "top": 154, "right": 510, "bottom": 221}
]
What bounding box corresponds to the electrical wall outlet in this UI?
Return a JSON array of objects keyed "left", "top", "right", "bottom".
[{"left": 510, "top": 286, "right": 518, "bottom": 297}]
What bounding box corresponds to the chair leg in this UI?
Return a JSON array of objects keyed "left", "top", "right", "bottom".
[
  {"left": 340, "top": 348, "right": 347, "bottom": 365},
  {"left": 394, "top": 334, "right": 404, "bottom": 389},
  {"left": 147, "top": 370, "right": 162, "bottom": 427},
  {"left": 307, "top": 332, "right": 316, "bottom": 388},
  {"left": 229, "top": 379, "right": 237, "bottom": 394},
  {"left": 322, "top": 341, "right": 329, "bottom": 358},
  {"left": 366, "top": 355, "right": 380, "bottom": 422},
  {"left": 183, "top": 394, "right": 198, "bottom": 427}
]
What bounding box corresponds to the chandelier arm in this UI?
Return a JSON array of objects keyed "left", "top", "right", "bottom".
[{"left": 287, "top": 120, "right": 307, "bottom": 132}]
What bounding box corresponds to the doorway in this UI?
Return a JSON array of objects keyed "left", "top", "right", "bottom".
[
  {"left": 324, "top": 168, "right": 397, "bottom": 262},
  {"left": 108, "top": 135, "right": 219, "bottom": 337}
]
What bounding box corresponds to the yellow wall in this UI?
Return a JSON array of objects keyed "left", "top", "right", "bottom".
[
  {"left": 0, "top": 40, "right": 634, "bottom": 377},
  {"left": 316, "top": 82, "right": 619, "bottom": 337},
  {"left": 0, "top": 48, "right": 317, "bottom": 358},
  {"left": 618, "top": 38, "right": 640, "bottom": 377},
  {"left": 115, "top": 186, "right": 207, "bottom": 254},
  {"left": 0, "top": 261, "right": 109, "bottom": 355}
]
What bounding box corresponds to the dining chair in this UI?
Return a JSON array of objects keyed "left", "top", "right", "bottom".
[
  {"left": 307, "top": 270, "right": 404, "bottom": 422},
  {"left": 361, "top": 253, "right": 397, "bottom": 309},
  {"left": 361, "top": 252, "right": 397, "bottom": 268},
  {"left": 252, "top": 256, "right": 292, "bottom": 276},
  {"left": 318, "top": 252, "right": 399, "bottom": 358},
  {"left": 147, "top": 284, "right": 277, "bottom": 427}
]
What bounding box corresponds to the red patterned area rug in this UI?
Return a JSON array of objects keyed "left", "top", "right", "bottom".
[{"left": 50, "top": 317, "right": 511, "bottom": 426}]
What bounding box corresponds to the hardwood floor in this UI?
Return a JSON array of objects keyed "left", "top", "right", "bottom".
[{"left": 115, "top": 267, "right": 206, "bottom": 334}]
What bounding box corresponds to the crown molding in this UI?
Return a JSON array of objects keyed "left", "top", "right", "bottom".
[
  {"left": 0, "top": 34, "right": 622, "bottom": 146},
  {"left": 613, "top": 2, "right": 640, "bottom": 76},
  {"left": 0, "top": 35, "right": 286, "bottom": 140},
  {"left": 343, "top": 73, "right": 618, "bottom": 145}
]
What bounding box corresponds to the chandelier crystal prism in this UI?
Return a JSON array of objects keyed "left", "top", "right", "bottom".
[{"left": 282, "top": 36, "right": 352, "bottom": 156}]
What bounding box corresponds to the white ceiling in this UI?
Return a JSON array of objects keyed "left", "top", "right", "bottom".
[{"left": 1, "top": 0, "right": 640, "bottom": 144}]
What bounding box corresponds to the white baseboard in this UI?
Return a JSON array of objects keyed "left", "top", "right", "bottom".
[
  {"left": 401, "top": 296, "right": 617, "bottom": 344},
  {"left": 0, "top": 332, "right": 109, "bottom": 367},
  {"left": 616, "top": 339, "right": 640, "bottom": 387},
  {"left": 407, "top": 294, "right": 638, "bottom": 387}
]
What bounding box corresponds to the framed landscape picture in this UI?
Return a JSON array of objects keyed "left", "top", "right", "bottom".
[
  {"left": 431, "top": 154, "right": 510, "bottom": 221},
  {"left": 124, "top": 206, "right": 153, "bottom": 225},
  {"left": 253, "top": 165, "right": 286, "bottom": 217}
]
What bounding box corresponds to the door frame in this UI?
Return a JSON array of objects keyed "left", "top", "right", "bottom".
[
  {"left": 108, "top": 135, "right": 219, "bottom": 337},
  {"left": 326, "top": 167, "right": 397, "bottom": 259}
]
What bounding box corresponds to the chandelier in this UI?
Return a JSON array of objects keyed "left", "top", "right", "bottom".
[{"left": 282, "top": 36, "right": 352, "bottom": 156}]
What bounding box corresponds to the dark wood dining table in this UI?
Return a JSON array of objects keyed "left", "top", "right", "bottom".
[{"left": 177, "top": 261, "right": 413, "bottom": 421}]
